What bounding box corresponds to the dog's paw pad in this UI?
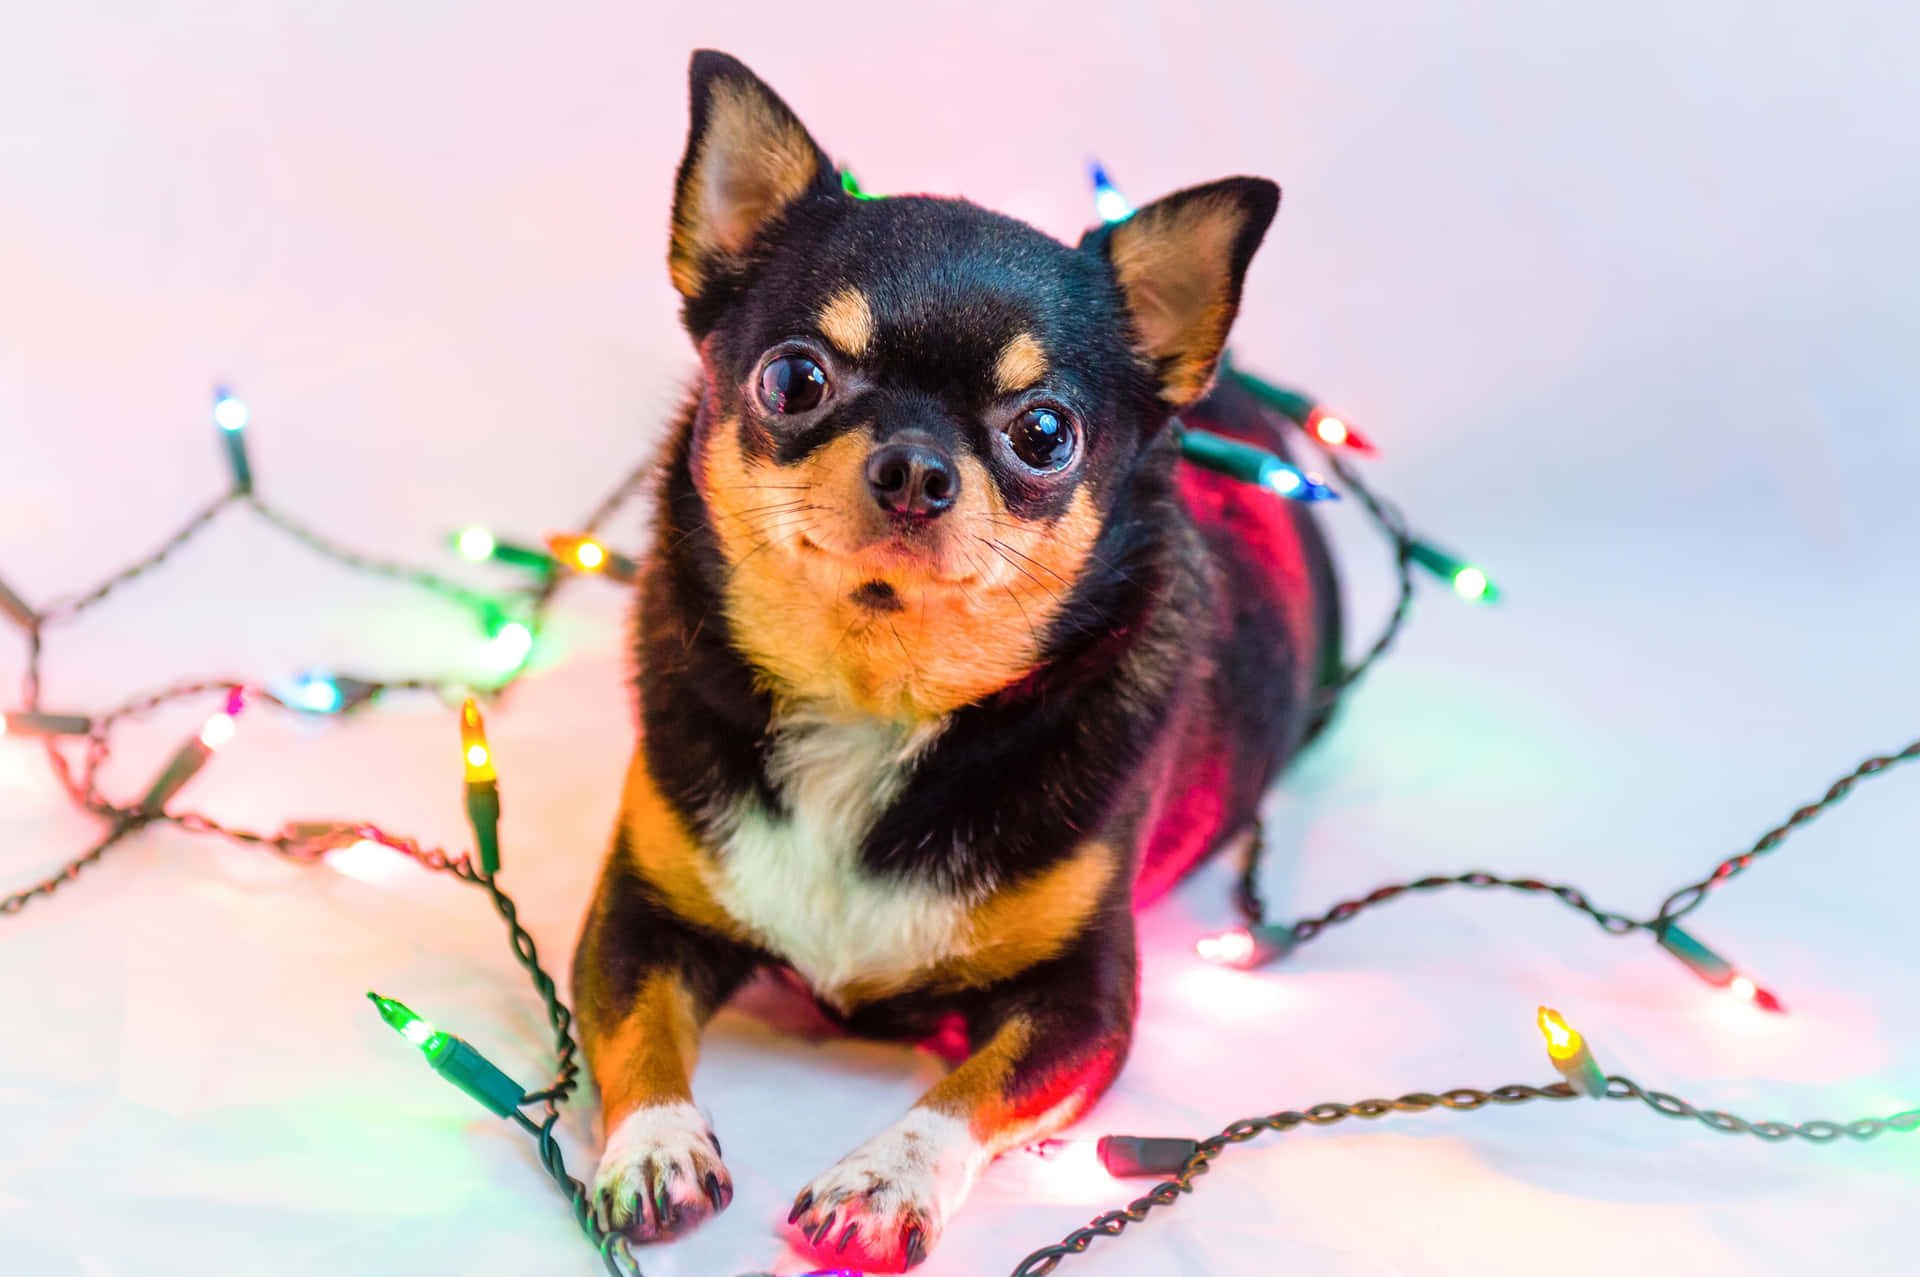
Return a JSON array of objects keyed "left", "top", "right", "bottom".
[
  {"left": 592, "top": 1102, "right": 732, "bottom": 1242},
  {"left": 790, "top": 1111, "right": 981, "bottom": 1271}
]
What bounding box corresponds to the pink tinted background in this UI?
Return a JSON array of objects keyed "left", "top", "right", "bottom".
[{"left": 2, "top": 3, "right": 1916, "bottom": 1276}]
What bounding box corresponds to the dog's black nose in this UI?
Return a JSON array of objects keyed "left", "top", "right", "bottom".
[{"left": 865, "top": 441, "right": 958, "bottom": 519}]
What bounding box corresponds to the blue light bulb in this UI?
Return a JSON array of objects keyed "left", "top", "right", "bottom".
[
  {"left": 1090, "top": 160, "right": 1131, "bottom": 222},
  {"left": 291, "top": 671, "right": 343, "bottom": 714},
  {"left": 212, "top": 388, "right": 249, "bottom": 432}
]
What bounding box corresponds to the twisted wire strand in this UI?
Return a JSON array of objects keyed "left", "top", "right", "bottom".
[
  {"left": 38, "top": 492, "right": 240, "bottom": 623},
  {"left": 576, "top": 456, "right": 656, "bottom": 536},
  {"left": 1245, "top": 736, "right": 1920, "bottom": 949},
  {"left": 1319, "top": 449, "right": 1418, "bottom": 695},
  {"left": 0, "top": 817, "right": 149, "bottom": 914},
  {"left": 1650, "top": 737, "right": 1920, "bottom": 929},
  {"left": 463, "top": 864, "right": 640, "bottom": 1272},
  {"left": 247, "top": 495, "right": 505, "bottom": 614},
  {"left": 1288, "top": 870, "right": 1643, "bottom": 944},
  {"left": 2, "top": 440, "right": 655, "bottom": 911},
  {"left": 1007, "top": 1079, "right": 1920, "bottom": 1276}
]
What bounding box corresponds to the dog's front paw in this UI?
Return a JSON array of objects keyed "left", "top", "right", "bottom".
[
  {"left": 593, "top": 1102, "right": 732, "bottom": 1242},
  {"left": 789, "top": 1109, "right": 985, "bottom": 1271}
]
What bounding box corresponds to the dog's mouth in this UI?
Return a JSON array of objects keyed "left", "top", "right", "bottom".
[{"left": 795, "top": 531, "right": 978, "bottom": 587}]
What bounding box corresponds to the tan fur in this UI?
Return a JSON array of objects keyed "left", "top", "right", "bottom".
[
  {"left": 1107, "top": 193, "right": 1245, "bottom": 404},
  {"left": 922, "top": 1013, "right": 1035, "bottom": 1130},
  {"left": 835, "top": 840, "right": 1118, "bottom": 1006},
  {"left": 992, "top": 332, "right": 1048, "bottom": 394},
  {"left": 616, "top": 747, "right": 746, "bottom": 942},
  {"left": 670, "top": 79, "right": 822, "bottom": 297},
  {"left": 592, "top": 972, "right": 703, "bottom": 1120},
  {"left": 817, "top": 287, "right": 875, "bottom": 359},
  {"left": 917, "top": 1007, "right": 1103, "bottom": 1155},
  {"left": 699, "top": 418, "right": 1105, "bottom": 720}
]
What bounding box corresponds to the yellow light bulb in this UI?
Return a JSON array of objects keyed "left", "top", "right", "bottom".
[
  {"left": 546, "top": 532, "right": 609, "bottom": 574},
  {"left": 1537, "top": 1006, "right": 1580, "bottom": 1058},
  {"left": 459, "top": 698, "right": 497, "bottom": 783}
]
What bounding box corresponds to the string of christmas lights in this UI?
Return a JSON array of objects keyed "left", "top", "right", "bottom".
[
  {"left": 1, "top": 387, "right": 657, "bottom": 1272},
  {"left": 1007, "top": 1005, "right": 1919, "bottom": 1277},
  {"left": 1207, "top": 731, "right": 1920, "bottom": 1015}
]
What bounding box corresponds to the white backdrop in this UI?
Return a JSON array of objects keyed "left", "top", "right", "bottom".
[{"left": 3, "top": 3, "right": 1916, "bottom": 1275}]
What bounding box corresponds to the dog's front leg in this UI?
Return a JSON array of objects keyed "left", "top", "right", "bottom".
[
  {"left": 574, "top": 754, "right": 761, "bottom": 1242},
  {"left": 789, "top": 919, "right": 1137, "bottom": 1271}
]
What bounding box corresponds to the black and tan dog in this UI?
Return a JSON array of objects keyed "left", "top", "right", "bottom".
[{"left": 571, "top": 49, "right": 1340, "bottom": 1271}]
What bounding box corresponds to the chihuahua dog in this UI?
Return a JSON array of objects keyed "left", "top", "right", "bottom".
[{"left": 571, "top": 49, "right": 1341, "bottom": 1271}]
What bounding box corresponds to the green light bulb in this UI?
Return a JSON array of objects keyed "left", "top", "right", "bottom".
[
  {"left": 840, "top": 169, "right": 881, "bottom": 200},
  {"left": 457, "top": 527, "right": 496, "bottom": 561},
  {"left": 1407, "top": 540, "right": 1500, "bottom": 604},
  {"left": 368, "top": 992, "right": 447, "bottom": 1055},
  {"left": 364, "top": 991, "right": 529, "bottom": 1117},
  {"left": 1452, "top": 567, "right": 1489, "bottom": 600}
]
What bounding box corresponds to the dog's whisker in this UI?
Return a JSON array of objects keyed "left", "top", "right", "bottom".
[{"left": 977, "top": 536, "right": 1061, "bottom": 607}]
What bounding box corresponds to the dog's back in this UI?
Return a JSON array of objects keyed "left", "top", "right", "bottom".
[{"left": 1134, "top": 375, "right": 1343, "bottom": 905}]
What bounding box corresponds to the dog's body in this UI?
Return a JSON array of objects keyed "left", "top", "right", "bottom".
[{"left": 572, "top": 51, "right": 1339, "bottom": 1271}]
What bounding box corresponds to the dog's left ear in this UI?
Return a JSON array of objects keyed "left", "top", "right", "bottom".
[
  {"left": 1083, "top": 177, "right": 1280, "bottom": 408},
  {"left": 669, "top": 50, "right": 840, "bottom": 299}
]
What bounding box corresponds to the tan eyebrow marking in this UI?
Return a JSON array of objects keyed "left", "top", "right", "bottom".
[
  {"left": 816, "top": 287, "right": 875, "bottom": 359},
  {"left": 994, "top": 332, "right": 1048, "bottom": 394}
]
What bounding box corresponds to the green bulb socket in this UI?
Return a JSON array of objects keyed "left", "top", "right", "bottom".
[
  {"left": 140, "top": 739, "right": 213, "bottom": 811},
  {"left": 491, "top": 541, "right": 556, "bottom": 573},
  {"left": 1656, "top": 923, "right": 1735, "bottom": 987},
  {"left": 4, "top": 711, "right": 93, "bottom": 736},
  {"left": 1097, "top": 1135, "right": 1203, "bottom": 1177},
  {"left": 1230, "top": 373, "right": 1317, "bottom": 425},
  {"left": 426, "top": 1034, "right": 529, "bottom": 1119},
  {"left": 220, "top": 427, "right": 254, "bottom": 495},
  {"left": 466, "top": 780, "right": 502, "bottom": 876},
  {"left": 1179, "top": 428, "right": 1286, "bottom": 487}
]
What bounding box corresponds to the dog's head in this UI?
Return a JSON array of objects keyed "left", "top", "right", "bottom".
[{"left": 669, "top": 51, "right": 1278, "bottom": 720}]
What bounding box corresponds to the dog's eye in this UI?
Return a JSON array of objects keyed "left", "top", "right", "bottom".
[
  {"left": 1006, "top": 407, "right": 1077, "bottom": 473},
  {"left": 759, "top": 355, "right": 828, "bottom": 415}
]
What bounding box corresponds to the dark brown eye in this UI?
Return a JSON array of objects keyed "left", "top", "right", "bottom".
[
  {"left": 1006, "top": 407, "right": 1076, "bottom": 472},
  {"left": 759, "top": 355, "right": 828, "bottom": 414}
]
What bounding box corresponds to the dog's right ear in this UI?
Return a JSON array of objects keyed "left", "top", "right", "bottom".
[{"left": 669, "top": 51, "right": 839, "bottom": 299}]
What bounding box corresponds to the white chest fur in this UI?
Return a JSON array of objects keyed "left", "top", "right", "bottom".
[{"left": 707, "top": 712, "right": 971, "bottom": 1002}]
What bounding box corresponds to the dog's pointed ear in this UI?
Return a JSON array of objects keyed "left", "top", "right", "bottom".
[
  {"left": 670, "top": 51, "right": 840, "bottom": 299},
  {"left": 1083, "top": 177, "right": 1280, "bottom": 408}
]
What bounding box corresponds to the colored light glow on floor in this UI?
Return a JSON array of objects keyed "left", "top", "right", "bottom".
[
  {"left": 1026, "top": 1139, "right": 1115, "bottom": 1197},
  {"left": 1196, "top": 928, "right": 1256, "bottom": 965},
  {"left": 481, "top": 621, "right": 532, "bottom": 671}
]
